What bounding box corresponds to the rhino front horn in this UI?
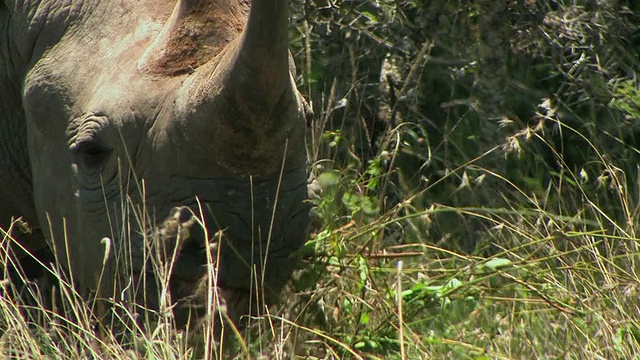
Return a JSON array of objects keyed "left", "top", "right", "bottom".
[{"left": 165, "top": 0, "right": 306, "bottom": 178}]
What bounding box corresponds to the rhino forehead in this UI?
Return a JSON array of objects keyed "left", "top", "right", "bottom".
[{"left": 19, "top": 0, "right": 308, "bottom": 207}]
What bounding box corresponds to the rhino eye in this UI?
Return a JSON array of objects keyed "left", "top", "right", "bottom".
[{"left": 71, "top": 140, "right": 112, "bottom": 173}]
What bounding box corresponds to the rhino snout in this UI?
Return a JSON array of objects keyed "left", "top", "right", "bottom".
[{"left": 131, "top": 168, "right": 310, "bottom": 328}]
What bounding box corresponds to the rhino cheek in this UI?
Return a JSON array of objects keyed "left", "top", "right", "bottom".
[
  {"left": 71, "top": 194, "right": 120, "bottom": 291},
  {"left": 140, "top": 166, "right": 309, "bottom": 295},
  {"left": 34, "top": 171, "right": 124, "bottom": 293},
  {"left": 28, "top": 134, "right": 73, "bottom": 271},
  {"left": 189, "top": 169, "right": 309, "bottom": 291}
]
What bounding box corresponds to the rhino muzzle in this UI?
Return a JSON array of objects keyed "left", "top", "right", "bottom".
[{"left": 126, "top": 166, "right": 310, "bottom": 328}]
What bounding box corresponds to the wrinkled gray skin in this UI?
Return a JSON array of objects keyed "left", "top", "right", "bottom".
[{"left": 0, "top": 0, "right": 310, "bottom": 327}]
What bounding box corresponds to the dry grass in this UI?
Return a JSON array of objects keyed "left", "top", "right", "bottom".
[
  {"left": 2, "top": 117, "right": 639, "bottom": 359},
  {"left": 2, "top": 0, "right": 640, "bottom": 358}
]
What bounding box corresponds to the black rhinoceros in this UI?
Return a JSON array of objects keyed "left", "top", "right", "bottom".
[{"left": 0, "top": 0, "right": 310, "bottom": 328}]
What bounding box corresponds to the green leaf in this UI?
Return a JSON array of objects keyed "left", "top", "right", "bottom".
[
  {"left": 361, "top": 11, "right": 379, "bottom": 23},
  {"left": 317, "top": 171, "right": 340, "bottom": 188},
  {"left": 443, "top": 278, "right": 463, "bottom": 292},
  {"left": 483, "top": 258, "right": 512, "bottom": 270},
  {"left": 359, "top": 312, "right": 370, "bottom": 325}
]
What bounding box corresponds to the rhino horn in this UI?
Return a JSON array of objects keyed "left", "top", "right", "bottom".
[
  {"left": 140, "top": 0, "right": 291, "bottom": 99},
  {"left": 136, "top": 0, "right": 189, "bottom": 71},
  {"left": 177, "top": 0, "right": 294, "bottom": 119},
  {"left": 163, "top": 0, "right": 302, "bottom": 177},
  {"left": 228, "top": 0, "right": 292, "bottom": 109},
  {"left": 138, "top": 0, "right": 249, "bottom": 76}
]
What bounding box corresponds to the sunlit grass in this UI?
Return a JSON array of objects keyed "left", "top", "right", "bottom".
[
  {"left": 3, "top": 0, "right": 640, "bottom": 358},
  {"left": 1, "top": 159, "right": 640, "bottom": 359}
]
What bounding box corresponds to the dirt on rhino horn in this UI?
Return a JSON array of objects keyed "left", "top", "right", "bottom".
[{"left": 138, "top": 0, "right": 249, "bottom": 76}]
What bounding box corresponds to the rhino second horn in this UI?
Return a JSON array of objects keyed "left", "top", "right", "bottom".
[
  {"left": 138, "top": 0, "right": 248, "bottom": 76},
  {"left": 136, "top": 0, "right": 188, "bottom": 71}
]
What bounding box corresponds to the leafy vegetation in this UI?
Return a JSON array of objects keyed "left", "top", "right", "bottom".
[{"left": 2, "top": 0, "right": 640, "bottom": 358}]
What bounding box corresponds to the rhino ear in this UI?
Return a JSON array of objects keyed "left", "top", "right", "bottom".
[{"left": 138, "top": 0, "right": 248, "bottom": 75}]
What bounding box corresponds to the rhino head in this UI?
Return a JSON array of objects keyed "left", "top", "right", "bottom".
[{"left": 7, "top": 0, "right": 310, "bottom": 327}]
